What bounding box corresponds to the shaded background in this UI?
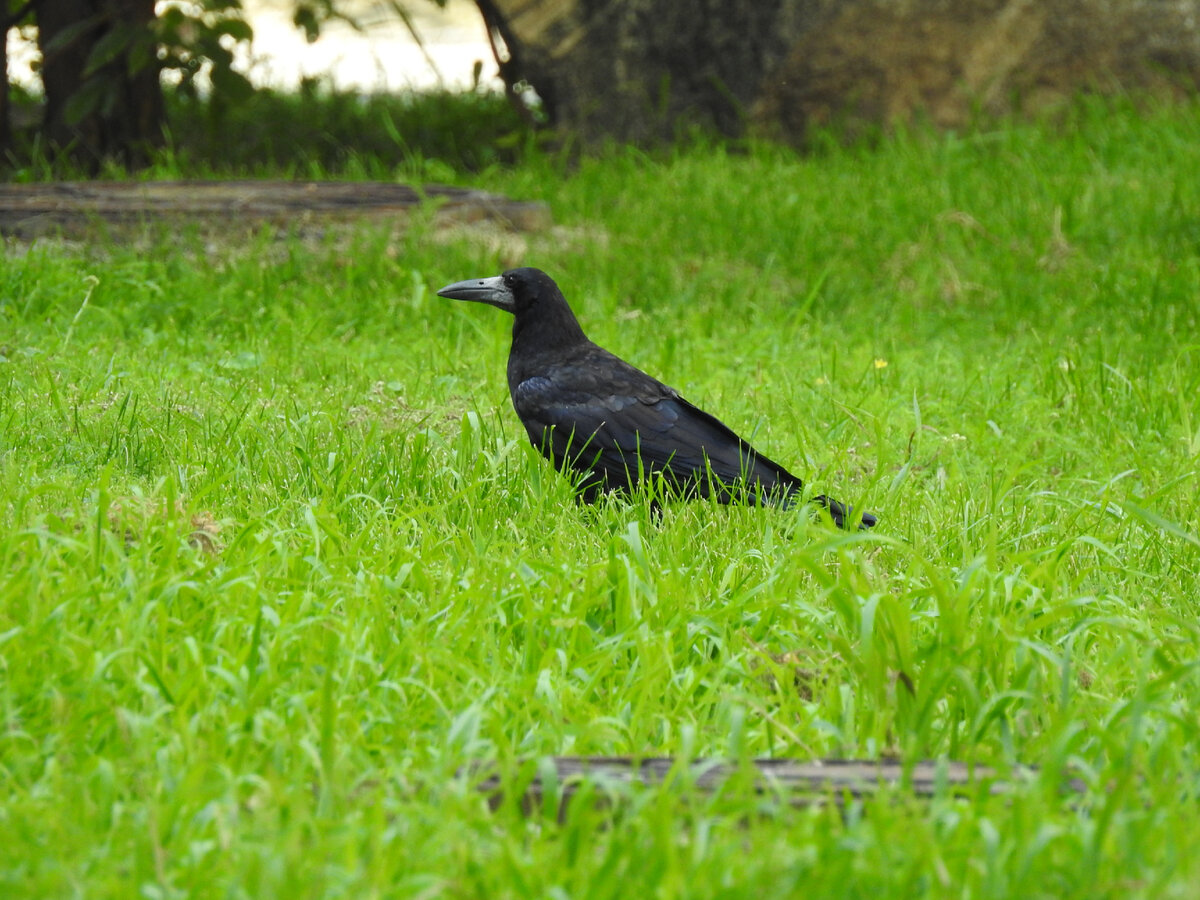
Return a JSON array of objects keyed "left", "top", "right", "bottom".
[{"left": 3, "top": 0, "right": 1200, "bottom": 171}]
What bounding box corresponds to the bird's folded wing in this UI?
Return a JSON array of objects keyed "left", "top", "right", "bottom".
[{"left": 514, "top": 374, "right": 798, "bottom": 491}]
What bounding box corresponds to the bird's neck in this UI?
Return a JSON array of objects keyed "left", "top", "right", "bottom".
[{"left": 510, "top": 303, "right": 589, "bottom": 363}]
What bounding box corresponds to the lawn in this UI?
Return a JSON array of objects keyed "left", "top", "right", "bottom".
[{"left": 3, "top": 96, "right": 1200, "bottom": 897}]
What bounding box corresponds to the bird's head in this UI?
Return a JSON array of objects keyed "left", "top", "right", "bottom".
[
  {"left": 438, "top": 267, "right": 587, "bottom": 350},
  {"left": 436, "top": 267, "right": 558, "bottom": 315}
]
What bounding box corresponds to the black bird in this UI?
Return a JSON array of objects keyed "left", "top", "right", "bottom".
[{"left": 437, "top": 267, "right": 876, "bottom": 529}]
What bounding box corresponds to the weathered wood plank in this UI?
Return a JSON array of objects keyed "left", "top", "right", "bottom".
[
  {"left": 0, "top": 180, "right": 552, "bottom": 238},
  {"left": 467, "top": 756, "right": 1074, "bottom": 814}
]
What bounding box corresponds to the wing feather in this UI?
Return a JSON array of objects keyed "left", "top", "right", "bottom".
[{"left": 513, "top": 361, "right": 802, "bottom": 503}]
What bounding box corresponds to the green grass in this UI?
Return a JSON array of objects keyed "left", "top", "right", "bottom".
[
  {"left": 161, "top": 83, "right": 533, "bottom": 177},
  {"left": 4, "top": 83, "right": 532, "bottom": 181},
  {"left": 3, "top": 95, "right": 1200, "bottom": 897}
]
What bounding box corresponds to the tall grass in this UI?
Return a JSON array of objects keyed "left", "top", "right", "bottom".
[
  {"left": 2, "top": 95, "right": 1200, "bottom": 897},
  {"left": 163, "top": 82, "right": 532, "bottom": 176},
  {"left": 4, "top": 83, "right": 532, "bottom": 180}
]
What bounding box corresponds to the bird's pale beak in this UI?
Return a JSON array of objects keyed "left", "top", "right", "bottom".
[{"left": 436, "top": 275, "right": 515, "bottom": 312}]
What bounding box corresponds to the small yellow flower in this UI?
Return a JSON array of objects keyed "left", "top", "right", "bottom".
[
  {"left": 874, "top": 358, "right": 889, "bottom": 369},
  {"left": 815, "top": 376, "right": 827, "bottom": 385}
]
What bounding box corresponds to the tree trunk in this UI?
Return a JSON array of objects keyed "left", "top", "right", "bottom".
[
  {"left": 1, "top": 19, "right": 10, "bottom": 154},
  {"left": 475, "top": 0, "right": 824, "bottom": 143},
  {"left": 36, "top": 0, "right": 163, "bottom": 171}
]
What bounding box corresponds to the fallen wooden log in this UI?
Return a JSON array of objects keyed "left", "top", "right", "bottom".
[
  {"left": 0, "top": 180, "right": 552, "bottom": 239},
  {"left": 466, "top": 756, "right": 1080, "bottom": 815}
]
